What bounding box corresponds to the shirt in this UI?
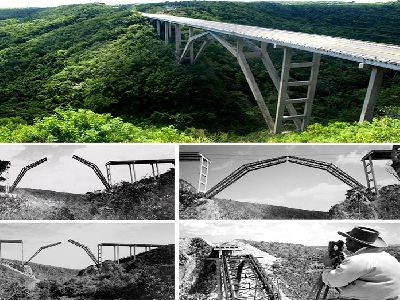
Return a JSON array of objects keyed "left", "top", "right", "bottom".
[{"left": 322, "top": 247, "right": 400, "bottom": 300}]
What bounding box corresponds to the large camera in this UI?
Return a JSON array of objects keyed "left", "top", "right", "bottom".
[{"left": 328, "top": 240, "right": 345, "bottom": 268}]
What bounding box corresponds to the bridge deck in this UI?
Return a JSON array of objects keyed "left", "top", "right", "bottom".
[{"left": 142, "top": 13, "right": 400, "bottom": 71}]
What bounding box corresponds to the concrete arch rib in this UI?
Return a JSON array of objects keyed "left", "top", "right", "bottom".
[{"left": 204, "top": 155, "right": 365, "bottom": 198}]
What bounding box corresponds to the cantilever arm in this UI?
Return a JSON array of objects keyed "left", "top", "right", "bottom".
[{"left": 25, "top": 242, "right": 62, "bottom": 265}]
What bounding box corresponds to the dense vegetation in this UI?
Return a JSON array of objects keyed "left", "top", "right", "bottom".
[{"left": 0, "top": 2, "right": 399, "bottom": 141}]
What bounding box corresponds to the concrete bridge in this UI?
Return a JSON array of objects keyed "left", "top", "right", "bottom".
[{"left": 143, "top": 13, "right": 400, "bottom": 133}]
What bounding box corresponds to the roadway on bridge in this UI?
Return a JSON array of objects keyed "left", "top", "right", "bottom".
[{"left": 142, "top": 13, "right": 400, "bottom": 71}]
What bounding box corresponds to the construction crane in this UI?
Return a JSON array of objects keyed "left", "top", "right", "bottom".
[
  {"left": 24, "top": 242, "right": 62, "bottom": 265},
  {"left": 9, "top": 157, "right": 48, "bottom": 192},
  {"left": 68, "top": 239, "right": 100, "bottom": 267},
  {"left": 72, "top": 155, "right": 111, "bottom": 191},
  {"left": 205, "top": 156, "right": 365, "bottom": 198}
]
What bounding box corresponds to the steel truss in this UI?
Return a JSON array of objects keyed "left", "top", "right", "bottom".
[
  {"left": 205, "top": 155, "right": 364, "bottom": 198},
  {"left": 68, "top": 239, "right": 100, "bottom": 267},
  {"left": 10, "top": 158, "right": 47, "bottom": 192},
  {"left": 144, "top": 14, "right": 394, "bottom": 133},
  {"left": 72, "top": 155, "right": 111, "bottom": 190},
  {"left": 25, "top": 242, "right": 62, "bottom": 265}
]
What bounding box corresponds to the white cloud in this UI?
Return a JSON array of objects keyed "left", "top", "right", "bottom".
[
  {"left": 211, "top": 160, "right": 235, "bottom": 171},
  {"left": 336, "top": 151, "right": 366, "bottom": 166},
  {"left": 285, "top": 182, "right": 347, "bottom": 210},
  {"left": 181, "top": 222, "right": 341, "bottom": 246}
]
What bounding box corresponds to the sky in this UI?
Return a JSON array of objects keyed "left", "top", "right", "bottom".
[
  {"left": 181, "top": 221, "right": 400, "bottom": 246},
  {"left": 0, "top": 0, "right": 395, "bottom": 8},
  {"left": 0, "top": 144, "right": 174, "bottom": 194},
  {"left": 180, "top": 144, "right": 399, "bottom": 211},
  {"left": 0, "top": 223, "right": 174, "bottom": 269}
]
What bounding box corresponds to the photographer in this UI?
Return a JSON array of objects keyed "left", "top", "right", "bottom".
[{"left": 322, "top": 226, "right": 400, "bottom": 300}]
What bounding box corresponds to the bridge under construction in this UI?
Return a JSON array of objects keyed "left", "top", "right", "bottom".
[
  {"left": 143, "top": 13, "right": 400, "bottom": 133},
  {"left": 208, "top": 245, "right": 282, "bottom": 300}
]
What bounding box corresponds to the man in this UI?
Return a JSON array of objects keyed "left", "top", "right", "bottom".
[{"left": 322, "top": 226, "right": 400, "bottom": 300}]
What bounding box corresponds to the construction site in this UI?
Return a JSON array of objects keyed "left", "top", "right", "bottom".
[
  {"left": 180, "top": 145, "right": 400, "bottom": 219},
  {"left": 0, "top": 224, "right": 175, "bottom": 299},
  {"left": 180, "top": 224, "right": 400, "bottom": 300},
  {"left": 0, "top": 148, "right": 175, "bottom": 220}
]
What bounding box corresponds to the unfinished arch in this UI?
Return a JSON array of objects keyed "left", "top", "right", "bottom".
[{"left": 205, "top": 155, "right": 365, "bottom": 198}]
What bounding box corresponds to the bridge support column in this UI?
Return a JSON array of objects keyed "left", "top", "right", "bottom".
[
  {"left": 156, "top": 20, "right": 161, "bottom": 36},
  {"left": 274, "top": 47, "right": 321, "bottom": 134},
  {"left": 236, "top": 38, "right": 275, "bottom": 131},
  {"left": 189, "top": 27, "right": 194, "bottom": 64},
  {"left": 274, "top": 47, "right": 293, "bottom": 134},
  {"left": 175, "top": 24, "right": 182, "bottom": 60},
  {"left": 359, "top": 66, "right": 384, "bottom": 122},
  {"left": 164, "top": 21, "right": 169, "bottom": 44},
  {"left": 128, "top": 165, "right": 134, "bottom": 183},
  {"left": 21, "top": 242, "right": 24, "bottom": 265}
]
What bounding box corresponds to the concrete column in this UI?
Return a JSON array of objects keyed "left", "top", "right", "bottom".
[
  {"left": 113, "top": 246, "right": 116, "bottom": 261},
  {"left": 129, "top": 246, "right": 132, "bottom": 257},
  {"left": 21, "top": 242, "right": 24, "bottom": 265},
  {"left": 168, "top": 23, "right": 172, "bottom": 37},
  {"left": 175, "top": 24, "right": 181, "bottom": 60},
  {"left": 129, "top": 165, "right": 134, "bottom": 183},
  {"left": 189, "top": 27, "right": 194, "bottom": 64},
  {"left": 133, "top": 164, "right": 137, "bottom": 182},
  {"left": 359, "top": 67, "right": 384, "bottom": 122},
  {"left": 134, "top": 246, "right": 136, "bottom": 260},
  {"left": 156, "top": 20, "right": 161, "bottom": 35},
  {"left": 151, "top": 164, "right": 155, "bottom": 177},
  {"left": 156, "top": 164, "right": 160, "bottom": 177},
  {"left": 0, "top": 243, "right": 2, "bottom": 259},
  {"left": 117, "top": 246, "right": 120, "bottom": 264},
  {"left": 164, "top": 22, "right": 169, "bottom": 44}
]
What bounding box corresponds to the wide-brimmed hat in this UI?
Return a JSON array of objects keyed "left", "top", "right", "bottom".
[{"left": 338, "top": 226, "right": 387, "bottom": 248}]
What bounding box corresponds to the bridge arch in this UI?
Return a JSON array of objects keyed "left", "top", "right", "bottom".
[{"left": 205, "top": 155, "right": 365, "bottom": 198}]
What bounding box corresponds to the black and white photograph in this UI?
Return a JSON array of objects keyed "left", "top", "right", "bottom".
[
  {"left": 180, "top": 221, "right": 400, "bottom": 300},
  {"left": 0, "top": 144, "right": 175, "bottom": 220},
  {"left": 180, "top": 145, "right": 400, "bottom": 220},
  {"left": 0, "top": 223, "right": 174, "bottom": 299}
]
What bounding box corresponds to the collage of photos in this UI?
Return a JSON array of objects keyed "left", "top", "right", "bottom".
[{"left": 1, "top": 0, "right": 400, "bottom": 299}]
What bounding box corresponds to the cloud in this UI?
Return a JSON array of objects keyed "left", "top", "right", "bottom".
[
  {"left": 336, "top": 151, "right": 366, "bottom": 166},
  {"left": 181, "top": 222, "right": 400, "bottom": 247},
  {"left": 181, "top": 222, "right": 340, "bottom": 246},
  {"left": 284, "top": 182, "right": 348, "bottom": 210},
  {"left": 211, "top": 160, "right": 235, "bottom": 171}
]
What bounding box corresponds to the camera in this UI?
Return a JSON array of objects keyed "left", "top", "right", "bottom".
[{"left": 328, "top": 240, "right": 345, "bottom": 268}]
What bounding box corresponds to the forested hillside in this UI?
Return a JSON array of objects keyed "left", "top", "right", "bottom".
[{"left": 0, "top": 2, "right": 399, "bottom": 142}]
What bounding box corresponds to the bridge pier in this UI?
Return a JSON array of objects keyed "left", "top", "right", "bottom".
[
  {"left": 164, "top": 21, "right": 169, "bottom": 44},
  {"left": 144, "top": 14, "right": 399, "bottom": 133},
  {"left": 359, "top": 66, "right": 384, "bottom": 122},
  {"left": 175, "top": 24, "right": 182, "bottom": 60},
  {"left": 156, "top": 20, "right": 161, "bottom": 35}
]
